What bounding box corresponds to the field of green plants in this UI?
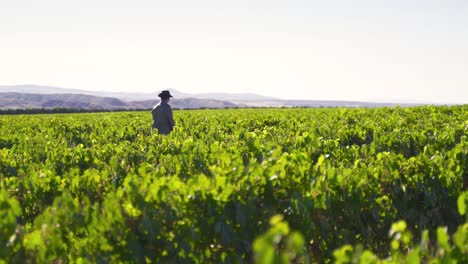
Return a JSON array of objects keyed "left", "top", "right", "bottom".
[{"left": 0, "top": 106, "right": 467, "bottom": 263}]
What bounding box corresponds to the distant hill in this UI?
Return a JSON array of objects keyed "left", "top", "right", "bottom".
[
  {"left": 131, "top": 98, "right": 237, "bottom": 109},
  {"left": 235, "top": 99, "right": 403, "bottom": 108},
  {"left": 0, "top": 84, "right": 424, "bottom": 109},
  {"left": 0, "top": 85, "right": 155, "bottom": 101},
  {"left": 0, "top": 93, "right": 128, "bottom": 110},
  {"left": 0, "top": 85, "right": 276, "bottom": 102},
  {"left": 166, "top": 89, "right": 278, "bottom": 101},
  {"left": 0, "top": 93, "right": 237, "bottom": 110}
]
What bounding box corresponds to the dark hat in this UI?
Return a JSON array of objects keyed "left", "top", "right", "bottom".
[{"left": 158, "top": 90, "right": 173, "bottom": 98}]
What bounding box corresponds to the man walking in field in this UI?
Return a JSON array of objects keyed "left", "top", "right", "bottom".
[{"left": 151, "top": 90, "right": 175, "bottom": 135}]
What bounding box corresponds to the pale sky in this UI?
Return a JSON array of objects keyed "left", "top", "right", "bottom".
[{"left": 1, "top": 0, "right": 467, "bottom": 103}]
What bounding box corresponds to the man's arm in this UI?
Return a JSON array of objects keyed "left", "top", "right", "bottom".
[{"left": 168, "top": 107, "right": 175, "bottom": 128}]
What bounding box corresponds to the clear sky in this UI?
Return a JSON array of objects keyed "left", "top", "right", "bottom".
[{"left": 1, "top": 0, "right": 467, "bottom": 103}]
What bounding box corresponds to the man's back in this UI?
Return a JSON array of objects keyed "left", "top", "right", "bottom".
[{"left": 151, "top": 102, "right": 175, "bottom": 135}]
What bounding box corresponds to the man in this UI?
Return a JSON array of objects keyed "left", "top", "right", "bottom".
[{"left": 151, "top": 90, "right": 175, "bottom": 135}]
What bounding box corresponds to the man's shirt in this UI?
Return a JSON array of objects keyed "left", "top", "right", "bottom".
[{"left": 151, "top": 102, "right": 175, "bottom": 135}]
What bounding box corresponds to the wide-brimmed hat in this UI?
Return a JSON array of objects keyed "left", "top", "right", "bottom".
[{"left": 158, "top": 90, "right": 173, "bottom": 98}]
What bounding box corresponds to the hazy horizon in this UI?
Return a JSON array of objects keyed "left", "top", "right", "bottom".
[
  {"left": 1, "top": 0, "right": 467, "bottom": 104},
  {"left": 0, "top": 83, "right": 462, "bottom": 104}
]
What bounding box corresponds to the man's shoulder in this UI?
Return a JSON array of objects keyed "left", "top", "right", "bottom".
[
  {"left": 152, "top": 103, "right": 161, "bottom": 111},
  {"left": 161, "top": 103, "right": 172, "bottom": 109}
]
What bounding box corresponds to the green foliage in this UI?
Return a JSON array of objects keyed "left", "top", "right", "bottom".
[
  {"left": 333, "top": 197, "right": 468, "bottom": 263},
  {"left": 253, "top": 214, "right": 307, "bottom": 264},
  {"left": 0, "top": 190, "right": 21, "bottom": 259},
  {"left": 0, "top": 106, "right": 466, "bottom": 262}
]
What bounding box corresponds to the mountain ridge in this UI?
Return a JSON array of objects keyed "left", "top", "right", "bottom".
[
  {"left": 0, "top": 84, "right": 276, "bottom": 102},
  {"left": 0, "top": 92, "right": 237, "bottom": 110},
  {"left": 0, "top": 84, "right": 432, "bottom": 109}
]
